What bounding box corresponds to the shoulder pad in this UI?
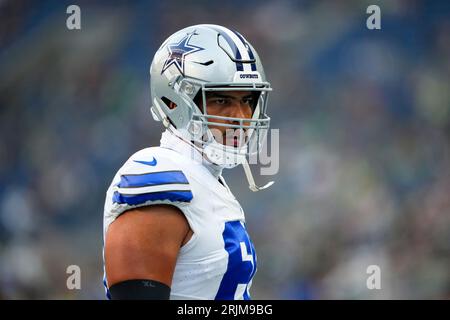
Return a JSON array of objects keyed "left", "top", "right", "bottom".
[{"left": 112, "top": 148, "right": 193, "bottom": 206}]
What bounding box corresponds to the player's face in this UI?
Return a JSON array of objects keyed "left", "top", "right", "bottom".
[{"left": 204, "top": 91, "right": 256, "bottom": 147}]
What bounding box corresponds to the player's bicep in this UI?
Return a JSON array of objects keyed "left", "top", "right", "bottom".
[{"left": 104, "top": 204, "right": 189, "bottom": 288}]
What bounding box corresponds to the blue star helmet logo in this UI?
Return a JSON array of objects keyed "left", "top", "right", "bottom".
[{"left": 161, "top": 32, "right": 204, "bottom": 76}]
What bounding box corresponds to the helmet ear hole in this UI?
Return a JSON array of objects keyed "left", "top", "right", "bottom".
[{"left": 162, "top": 96, "right": 177, "bottom": 110}]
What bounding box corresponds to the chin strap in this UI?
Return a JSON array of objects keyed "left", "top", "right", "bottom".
[{"left": 241, "top": 157, "right": 274, "bottom": 192}]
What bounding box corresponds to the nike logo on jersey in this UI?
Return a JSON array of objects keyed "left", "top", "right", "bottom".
[{"left": 134, "top": 157, "right": 157, "bottom": 166}]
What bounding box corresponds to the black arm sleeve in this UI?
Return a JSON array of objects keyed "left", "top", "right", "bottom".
[{"left": 108, "top": 279, "right": 171, "bottom": 300}]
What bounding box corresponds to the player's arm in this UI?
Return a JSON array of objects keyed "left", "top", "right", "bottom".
[{"left": 104, "top": 204, "right": 191, "bottom": 300}]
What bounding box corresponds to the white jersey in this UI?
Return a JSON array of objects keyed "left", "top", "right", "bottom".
[{"left": 103, "top": 131, "right": 257, "bottom": 300}]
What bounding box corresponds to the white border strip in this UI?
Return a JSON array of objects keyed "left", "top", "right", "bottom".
[{"left": 117, "top": 183, "right": 191, "bottom": 195}]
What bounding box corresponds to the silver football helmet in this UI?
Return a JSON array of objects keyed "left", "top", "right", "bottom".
[{"left": 150, "top": 24, "right": 273, "bottom": 191}]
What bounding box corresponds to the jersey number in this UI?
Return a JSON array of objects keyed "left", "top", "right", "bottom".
[{"left": 215, "top": 221, "right": 257, "bottom": 300}]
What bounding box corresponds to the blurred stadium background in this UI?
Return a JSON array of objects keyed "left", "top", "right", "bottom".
[{"left": 0, "top": 0, "right": 449, "bottom": 299}]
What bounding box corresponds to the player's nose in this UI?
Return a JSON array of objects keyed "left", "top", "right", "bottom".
[{"left": 228, "top": 103, "right": 252, "bottom": 125}]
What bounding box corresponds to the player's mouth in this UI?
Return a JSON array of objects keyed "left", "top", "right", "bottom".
[
  {"left": 233, "top": 136, "right": 239, "bottom": 147},
  {"left": 224, "top": 129, "right": 247, "bottom": 148}
]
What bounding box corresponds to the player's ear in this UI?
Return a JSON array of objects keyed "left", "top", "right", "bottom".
[
  {"left": 168, "top": 101, "right": 177, "bottom": 110},
  {"left": 161, "top": 97, "right": 177, "bottom": 110}
]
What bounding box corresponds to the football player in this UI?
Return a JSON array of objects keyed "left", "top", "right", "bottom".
[{"left": 103, "top": 24, "right": 274, "bottom": 300}]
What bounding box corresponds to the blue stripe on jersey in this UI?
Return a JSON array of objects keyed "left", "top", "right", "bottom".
[
  {"left": 112, "top": 190, "right": 193, "bottom": 205},
  {"left": 118, "top": 170, "right": 189, "bottom": 188}
]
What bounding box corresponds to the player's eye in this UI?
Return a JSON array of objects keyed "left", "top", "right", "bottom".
[
  {"left": 243, "top": 97, "right": 257, "bottom": 112},
  {"left": 242, "top": 97, "right": 253, "bottom": 105},
  {"left": 213, "top": 98, "right": 228, "bottom": 105}
]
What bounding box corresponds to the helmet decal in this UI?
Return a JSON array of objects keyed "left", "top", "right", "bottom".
[
  {"left": 161, "top": 31, "right": 204, "bottom": 76},
  {"left": 231, "top": 30, "right": 257, "bottom": 71},
  {"left": 206, "top": 25, "right": 256, "bottom": 72}
]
